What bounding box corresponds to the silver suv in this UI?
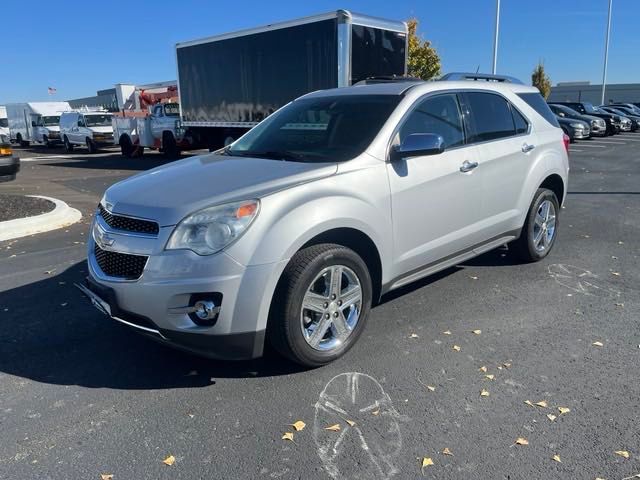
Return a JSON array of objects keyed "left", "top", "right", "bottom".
[{"left": 79, "top": 75, "right": 569, "bottom": 366}]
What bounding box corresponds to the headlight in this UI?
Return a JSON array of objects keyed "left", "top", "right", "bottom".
[
  {"left": 166, "top": 199, "right": 259, "bottom": 255},
  {"left": 570, "top": 122, "right": 584, "bottom": 129}
]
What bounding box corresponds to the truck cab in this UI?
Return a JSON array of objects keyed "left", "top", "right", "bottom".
[
  {"left": 60, "top": 110, "right": 114, "bottom": 153},
  {"left": 31, "top": 114, "right": 62, "bottom": 147}
]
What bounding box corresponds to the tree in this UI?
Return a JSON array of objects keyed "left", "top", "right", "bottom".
[
  {"left": 407, "top": 18, "right": 441, "bottom": 80},
  {"left": 531, "top": 61, "right": 552, "bottom": 99}
]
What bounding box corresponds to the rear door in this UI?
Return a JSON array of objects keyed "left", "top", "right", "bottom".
[
  {"left": 386, "top": 92, "right": 484, "bottom": 277},
  {"left": 459, "top": 91, "right": 533, "bottom": 240}
]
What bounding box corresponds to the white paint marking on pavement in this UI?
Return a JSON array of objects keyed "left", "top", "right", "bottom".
[
  {"left": 548, "top": 264, "right": 620, "bottom": 298},
  {"left": 585, "top": 140, "right": 627, "bottom": 145},
  {"left": 569, "top": 149, "right": 583, "bottom": 152},
  {"left": 571, "top": 144, "right": 607, "bottom": 148},
  {"left": 314, "top": 372, "right": 405, "bottom": 480},
  {"left": 18, "top": 155, "right": 75, "bottom": 162}
]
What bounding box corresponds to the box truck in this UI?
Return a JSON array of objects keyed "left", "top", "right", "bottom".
[
  {"left": 6, "top": 102, "right": 71, "bottom": 147},
  {"left": 173, "top": 10, "right": 407, "bottom": 152},
  {"left": 0, "top": 106, "right": 8, "bottom": 142}
]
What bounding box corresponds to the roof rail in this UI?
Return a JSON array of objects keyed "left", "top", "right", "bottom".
[
  {"left": 439, "top": 72, "right": 524, "bottom": 85},
  {"left": 353, "top": 75, "right": 424, "bottom": 86}
]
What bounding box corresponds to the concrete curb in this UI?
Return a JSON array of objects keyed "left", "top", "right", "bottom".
[{"left": 0, "top": 195, "right": 82, "bottom": 241}]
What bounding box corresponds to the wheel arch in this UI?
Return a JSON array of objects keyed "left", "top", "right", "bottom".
[{"left": 539, "top": 173, "right": 565, "bottom": 206}]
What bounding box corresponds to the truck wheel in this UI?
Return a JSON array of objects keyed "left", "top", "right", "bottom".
[
  {"left": 86, "top": 138, "right": 97, "bottom": 154},
  {"left": 163, "top": 132, "right": 179, "bottom": 159},
  {"left": 44, "top": 135, "right": 53, "bottom": 148},
  {"left": 16, "top": 133, "right": 29, "bottom": 148},
  {"left": 512, "top": 188, "right": 560, "bottom": 263},
  {"left": 63, "top": 136, "right": 74, "bottom": 152},
  {"left": 268, "top": 244, "right": 372, "bottom": 367},
  {"left": 119, "top": 136, "right": 133, "bottom": 158}
]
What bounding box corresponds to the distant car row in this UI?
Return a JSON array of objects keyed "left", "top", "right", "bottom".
[{"left": 548, "top": 101, "right": 640, "bottom": 142}]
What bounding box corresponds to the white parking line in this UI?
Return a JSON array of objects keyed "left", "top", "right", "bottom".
[
  {"left": 572, "top": 144, "right": 607, "bottom": 148},
  {"left": 569, "top": 149, "right": 584, "bottom": 152},
  {"left": 584, "top": 140, "right": 627, "bottom": 145}
]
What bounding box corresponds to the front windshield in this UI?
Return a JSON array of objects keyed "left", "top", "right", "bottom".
[
  {"left": 164, "top": 103, "right": 180, "bottom": 117},
  {"left": 227, "top": 95, "right": 400, "bottom": 163},
  {"left": 583, "top": 103, "right": 599, "bottom": 114},
  {"left": 0, "top": 119, "right": 8, "bottom": 128},
  {"left": 84, "top": 114, "right": 112, "bottom": 127},
  {"left": 42, "top": 116, "right": 60, "bottom": 126}
]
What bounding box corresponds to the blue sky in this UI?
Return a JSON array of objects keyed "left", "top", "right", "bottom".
[{"left": 2, "top": 0, "right": 638, "bottom": 104}]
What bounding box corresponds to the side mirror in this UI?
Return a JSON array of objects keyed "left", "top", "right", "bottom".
[
  {"left": 391, "top": 133, "right": 445, "bottom": 161},
  {"left": 31, "top": 121, "right": 36, "bottom": 127}
]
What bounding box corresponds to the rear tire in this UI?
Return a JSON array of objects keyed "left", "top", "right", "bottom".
[
  {"left": 63, "top": 136, "right": 74, "bottom": 152},
  {"left": 120, "top": 135, "right": 133, "bottom": 158},
  {"left": 268, "top": 244, "right": 372, "bottom": 367},
  {"left": 17, "top": 133, "right": 29, "bottom": 148},
  {"left": 512, "top": 188, "right": 560, "bottom": 262}
]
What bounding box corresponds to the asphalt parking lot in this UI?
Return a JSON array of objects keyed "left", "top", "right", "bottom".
[{"left": 1, "top": 138, "right": 638, "bottom": 480}]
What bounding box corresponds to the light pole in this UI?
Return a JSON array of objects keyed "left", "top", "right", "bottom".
[
  {"left": 601, "top": 0, "right": 613, "bottom": 105},
  {"left": 492, "top": 0, "right": 501, "bottom": 74}
]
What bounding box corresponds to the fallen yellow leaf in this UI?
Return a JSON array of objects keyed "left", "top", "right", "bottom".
[
  {"left": 290, "top": 420, "right": 306, "bottom": 431},
  {"left": 547, "top": 414, "right": 557, "bottom": 421},
  {"left": 615, "top": 450, "right": 630, "bottom": 459},
  {"left": 346, "top": 420, "right": 356, "bottom": 427},
  {"left": 421, "top": 457, "right": 434, "bottom": 468},
  {"left": 443, "top": 330, "right": 452, "bottom": 335},
  {"left": 372, "top": 409, "right": 380, "bottom": 416},
  {"left": 485, "top": 374, "right": 495, "bottom": 380},
  {"left": 558, "top": 407, "right": 571, "bottom": 415},
  {"left": 469, "top": 275, "right": 478, "bottom": 280},
  {"left": 479, "top": 366, "right": 488, "bottom": 373},
  {"left": 524, "top": 400, "right": 534, "bottom": 407},
  {"left": 611, "top": 272, "right": 621, "bottom": 276},
  {"left": 325, "top": 424, "right": 341, "bottom": 432},
  {"left": 100, "top": 475, "right": 114, "bottom": 480},
  {"left": 535, "top": 400, "right": 548, "bottom": 408},
  {"left": 163, "top": 455, "right": 176, "bottom": 466},
  {"left": 480, "top": 389, "right": 490, "bottom": 397},
  {"left": 409, "top": 333, "right": 419, "bottom": 338},
  {"left": 592, "top": 341, "right": 604, "bottom": 347},
  {"left": 472, "top": 329, "right": 482, "bottom": 335},
  {"left": 553, "top": 455, "right": 561, "bottom": 463},
  {"left": 503, "top": 362, "right": 512, "bottom": 368},
  {"left": 282, "top": 432, "right": 294, "bottom": 442},
  {"left": 442, "top": 447, "right": 453, "bottom": 456},
  {"left": 452, "top": 345, "right": 461, "bottom": 352},
  {"left": 427, "top": 385, "right": 436, "bottom": 392},
  {"left": 515, "top": 437, "right": 529, "bottom": 446}
]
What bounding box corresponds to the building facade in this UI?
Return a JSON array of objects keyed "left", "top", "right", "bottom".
[{"left": 548, "top": 82, "right": 640, "bottom": 105}]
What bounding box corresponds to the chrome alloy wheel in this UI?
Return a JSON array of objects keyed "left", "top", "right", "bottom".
[
  {"left": 533, "top": 199, "right": 557, "bottom": 252},
  {"left": 300, "top": 265, "right": 362, "bottom": 351}
]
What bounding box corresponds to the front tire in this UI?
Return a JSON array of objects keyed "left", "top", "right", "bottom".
[
  {"left": 512, "top": 188, "right": 560, "bottom": 262},
  {"left": 268, "top": 244, "right": 372, "bottom": 367},
  {"left": 86, "top": 138, "right": 97, "bottom": 154},
  {"left": 163, "top": 132, "right": 179, "bottom": 159},
  {"left": 63, "top": 136, "right": 74, "bottom": 152}
]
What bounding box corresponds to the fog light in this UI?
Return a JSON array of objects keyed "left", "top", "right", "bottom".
[{"left": 193, "top": 300, "right": 219, "bottom": 320}]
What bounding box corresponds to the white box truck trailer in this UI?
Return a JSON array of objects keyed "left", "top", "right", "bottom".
[
  {"left": 6, "top": 102, "right": 71, "bottom": 147},
  {"left": 0, "top": 106, "right": 8, "bottom": 143},
  {"left": 174, "top": 10, "right": 408, "bottom": 151}
]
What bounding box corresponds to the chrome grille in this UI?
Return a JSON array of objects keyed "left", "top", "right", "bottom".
[
  {"left": 98, "top": 204, "right": 159, "bottom": 235},
  {"left": 93, "top": 244, "right": 148, "bottom": 280}
]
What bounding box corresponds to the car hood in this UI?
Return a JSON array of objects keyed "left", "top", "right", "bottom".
[
  {"left": 89, "top": 126, "right": 113, "bottom": 134},
  {"left": 104, "top": 154, "right": 338, "bottom": 226},
  {"left": 558, "top": 117, "right": 587, "bottom": 127},
  {"left": 579, "top": 114, "right": 603, "bottom": 123}
]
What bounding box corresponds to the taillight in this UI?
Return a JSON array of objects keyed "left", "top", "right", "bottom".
[
  {"left": 562, "top": 133, "right": 570, "bottom": 153},
  {"left": 0, "top": 146, "right": 12, "bottom": 156}
]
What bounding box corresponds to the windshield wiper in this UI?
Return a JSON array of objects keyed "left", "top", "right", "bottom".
[{"left": 226, "top": 150, "right": 305, "bottom": 161}]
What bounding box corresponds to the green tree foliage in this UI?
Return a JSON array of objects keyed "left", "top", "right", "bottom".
[
  {"left": 531, "top": 62, "right": 552, "bottom": 99},
  {"left": 407, "top": 18, "right": 441, "bottom": 80}
]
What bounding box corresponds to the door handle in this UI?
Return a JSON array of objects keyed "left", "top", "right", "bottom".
[
  {"left": 459, "top": 160, "right": 479, "bottom": 172},
  {"left": 522, "top": 143, "right": 536, "bottom": 153}
]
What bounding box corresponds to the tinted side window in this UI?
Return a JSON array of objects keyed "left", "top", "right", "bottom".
[
  {"left": 518, "top": 93, "right": 560, "bottom": 127},
  {"left": 399, "top": 94, "right": 464, "bottom": 149},
  {"left": 512, "top": 108, "right": 529, "bottom": 134},
  {"left": 463, "top": 92, "right": 515, "bottom": 142}
]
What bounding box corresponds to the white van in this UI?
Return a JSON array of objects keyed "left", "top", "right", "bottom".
[
  {"left": 59, "top": 110, "right": 114, "bottom": 153},
  {"left": 6, "top": 102, "right": 70, "bottom": 147}
]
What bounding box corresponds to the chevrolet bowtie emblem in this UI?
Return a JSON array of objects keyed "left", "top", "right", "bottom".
[{"left": 95, "top": 228, "right": 115, "bottom": 248}]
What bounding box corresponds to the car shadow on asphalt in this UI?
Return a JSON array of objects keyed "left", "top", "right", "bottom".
[{"left": 0, "top": 262, "right": 306, "bottom": 390}]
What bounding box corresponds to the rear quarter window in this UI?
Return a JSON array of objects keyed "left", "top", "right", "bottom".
[{"left": 517, "top": 93, "right": 560, "bottom": 127}]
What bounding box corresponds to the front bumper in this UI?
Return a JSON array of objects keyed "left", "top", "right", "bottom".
[
  {"left": 81, "top": 218, "right": 282, "bottom": 360},
  {"left": 573, "top": 127, "right": 590, "bottom": 139},
  {"left": 92, "top": 135, "right": 115, "bottom": 146}
]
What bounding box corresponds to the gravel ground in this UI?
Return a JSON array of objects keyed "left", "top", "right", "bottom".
[{"left": 0, "top": 194, "right": 55, "bottom": 222}]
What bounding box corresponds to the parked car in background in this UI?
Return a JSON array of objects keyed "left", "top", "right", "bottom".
[
  {"left": 0, "top": 106, "right": 9, "bottom": 141},
  {"left": 550, "top": 102, "right": 618, "bottom": 135},
  {"left": 556, "top": 115, "right": 590, "bottom": 142},
  {"left": 609, "top": 103, "right": 640, "bottom": 116},
  {"left": 60, "top": 110, "right": 114, "bottom": 153},
  {"left": 548, "top": 103, "right": 606, "bottom": 137},
  {"left": 6, "top": 102, "right": 71, "bottom": 147},
  {"left": 0, "top": 136, "right": 19, "bottom": 182},
  {"left": 597, "top": 107, "right": 633, "bottom": 131},
  {"left": 600, "top": 106, "right": 639, "bottom": 131},
  {"left": 78, "top": 74, "right": 569, "bottom": 366}
]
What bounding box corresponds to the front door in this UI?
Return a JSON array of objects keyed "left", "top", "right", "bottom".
[{"left": 386, "top": 93, "right": 485, "bottom": 279}]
